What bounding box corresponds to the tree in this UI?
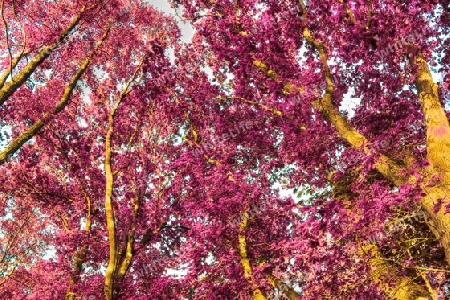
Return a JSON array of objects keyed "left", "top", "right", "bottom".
[
  {"left": 169, "top": 0, "right": 450, "bottom": 298},
  {"left": 1, "top": 0, "right": 450, "bottom": 299},
  {"left": 1, "top": 1, "right": 182, "bottom": 298}
]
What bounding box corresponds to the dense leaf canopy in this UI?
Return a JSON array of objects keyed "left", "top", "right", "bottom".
[{"left": 0, "top": 0, "right": 449, "bottom": 299}]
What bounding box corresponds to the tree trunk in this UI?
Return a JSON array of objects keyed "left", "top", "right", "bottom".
[
  {"left": 361, "top": 244, "right": 432, "bottom": 299},
  {"left": 0, "top": 6, "right": 86, "bottom": 106}
]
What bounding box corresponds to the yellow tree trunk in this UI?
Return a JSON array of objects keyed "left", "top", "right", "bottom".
[{"left": 360, "top": 244, "right": 432, "bottom": 299}]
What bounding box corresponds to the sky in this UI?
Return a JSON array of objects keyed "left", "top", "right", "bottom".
[
  {"left": 148, "top": 1, "right": 195, "bottom": 42},
  {"left": 1, "top": 0, "right": 447, "bottom": 292},
  {"left": 0, "top": 1, "right": 196, "bottom": 153}
]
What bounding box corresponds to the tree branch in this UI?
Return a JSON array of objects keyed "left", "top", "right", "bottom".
[
  {"left": 238, "top": 212, "right": 267, "bottom": 300},
  {"left": 0, "top": 22, "right": 112, "bottom": 165},
  {"left": 360, "top": 244, "right": 433, "bottom": 299},
  {"left": 103, "top": 56, "right": 146, "bottom": 299},
  {"left": 267, "top": 273, "right": 300, "bottom": 300},
  {"left": 411, "top": 52, "right": 450, "bottom": 178}
]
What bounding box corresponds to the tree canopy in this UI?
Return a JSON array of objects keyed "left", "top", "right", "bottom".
[{"left": 0, "top": 0, "right": 449, "bottom": 299}]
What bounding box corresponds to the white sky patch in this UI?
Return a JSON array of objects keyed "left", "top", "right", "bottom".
[
  {"left": 200, "top": 65, "right": 214, "bottom": 82},
  {"left": 431, "top": 70, "right": 442, "bottom": 83},
  {"left": 0, "top": 125, "right": 12, "bottom": 152},
  {"left": 77, "top": 79, "right": 92, "bottom": 105},
  {"left": 44, "top": 69, "right": 53, "bottom": 79},
  {"left": 147, "top": 1, "right": 195, "bottom": 43},
  {"left": 254, "top": 2, "right": 267, "bottom": 17},
  {"left": 93, "top": 65, "right": 107, "bottom": 82},
  {"left": 166, "top": 263, "right": 189, "bottom": 278},
  {"left": 77, "top": 117, "right": 88, "bottom": 128},
  {"left": 339, "top": 87, "right": 361, "bottom": 119},
  {"left": 165, "top": 47, "right": 176, "bottom": 64},
  {"left": 42, "top": 247, "right": 57, "bottom": 260},
  {"left": 273, "top": 181, "right": 299, "bottom": 201}
]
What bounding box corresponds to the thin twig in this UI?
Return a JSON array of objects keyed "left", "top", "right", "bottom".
[{"left": 1, "top": 0, "right": 14, "bottom": 81}]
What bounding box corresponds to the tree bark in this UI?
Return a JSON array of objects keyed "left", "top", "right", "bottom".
[
  {"left": 267, "top": 273, "right": 300, "bottom": 300},
  {"left": 252, "top": 0, "right": 450, "bottom": 267},
  {"left": 65, "top": 180, "right": 92, "bottom": 300},
  {"left": 238, "top": 212, "right": 267, "bottom": 300},
  {"left": 0, "top": 23, "right": 111, "bottom": 165},
  {"left": 104, "top": 58, "right": 145, "bottom": 300},
  {"left": 0, "top": 6, "right": 86, "bottom": 106},
  {"left": 360, "top": 244, "right": 432, "bottom": 299}
]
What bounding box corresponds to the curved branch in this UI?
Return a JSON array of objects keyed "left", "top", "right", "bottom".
[
  {"left": 360, "top": 244, "right": 432, "bottom": 299},
  {"left": 238, "top": 212, "right": 267, "bottom": 300},
  {"left": 267, "top": 273, "right": 300, "bottom": 300},
  {"left": 0, "top": 22, "right": 112, "bottom": 165},
  {"left": 411, "top": 52, "right": 450, "bottom": 177},
  {"left": 0, "top": 6, "right": 86, "bottom": 106},
  {"left": 103, "top": 56, "right": 146, "bottom": 300}
]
